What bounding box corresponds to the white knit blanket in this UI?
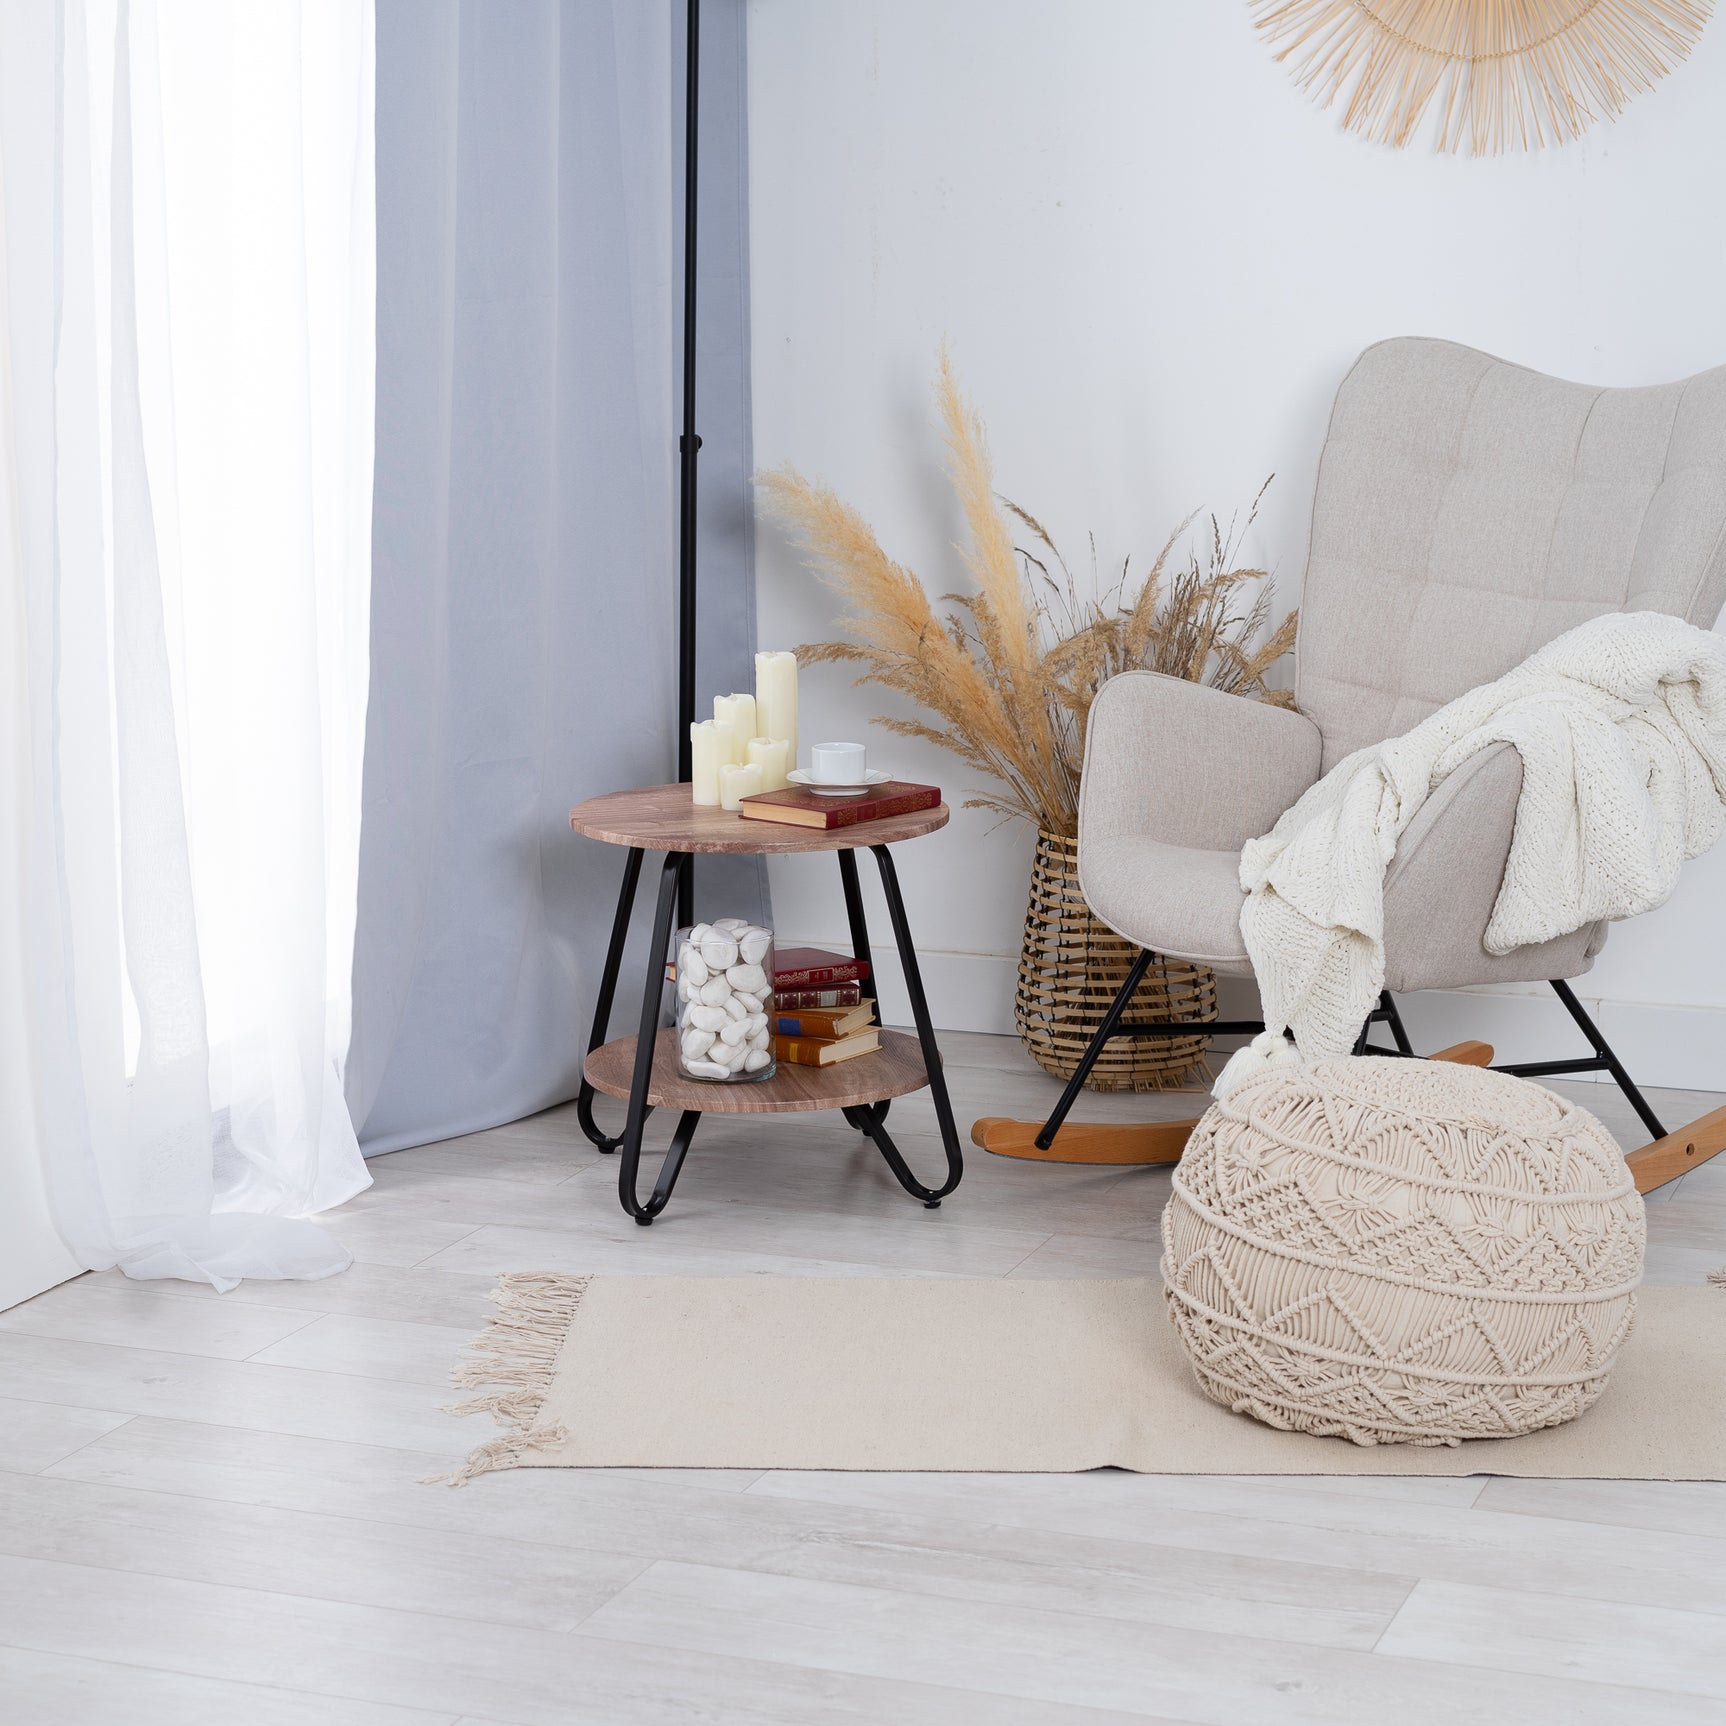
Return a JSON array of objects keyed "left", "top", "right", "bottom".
[{"left": 1233, "top": 611, "right": 1726, "bottom": 1074}]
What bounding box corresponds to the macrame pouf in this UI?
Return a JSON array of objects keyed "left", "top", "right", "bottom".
[{"left": 1161, "top": 1057, "right": 1645, "bottom": 1446}]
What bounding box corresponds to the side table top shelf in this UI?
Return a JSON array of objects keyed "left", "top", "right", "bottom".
[
  {"left": 570, "top": 782, "right": 949, "bottom": 854},
  {"left": 585, "top": 1028, "right": 932, "bottom": 1114}
]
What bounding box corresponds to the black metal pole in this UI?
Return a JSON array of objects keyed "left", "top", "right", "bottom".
[
  {"left": 676, "top": 0, "right": 700, "bottom": 768},
  {"left": 675, "top": 0, "right": 701, "bottom": 930}
]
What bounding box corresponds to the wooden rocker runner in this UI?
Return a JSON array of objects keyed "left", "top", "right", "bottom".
[
  {"left": 975, "top": 984, "right": 1726, "bottom": 1196},
  {"left": 974, "top": 338, "right": 1726, "bottom": 1199}
]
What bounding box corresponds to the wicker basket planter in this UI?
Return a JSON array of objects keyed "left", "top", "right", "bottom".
[{"left": 1014, "top": 828, "right": 1217, "bottom": 1091}]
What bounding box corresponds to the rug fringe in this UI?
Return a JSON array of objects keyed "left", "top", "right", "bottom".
[
  {"left": 1710, "top": 1267, "right": 1726, "bottom": 1288},
  {"left": 426, "top": 1272, "right": 590, "bottom": 1487}
]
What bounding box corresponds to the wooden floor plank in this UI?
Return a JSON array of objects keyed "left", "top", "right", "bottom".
[
  {"left": 0, "top": 1397, "right": 133, "bottom": 1476},
  {"left": 40, "top": 1416, "right": 1410, "bottom": 1652},
  {"left": 577, "top": 1559, "right": 1723, "bottom": 1725},
  {"left": 0, "top": 1552, "right": 1193, "bottom": 1726},
  {"left": 0, "top": 1646, "right": 459, "bottom": 1726},
  {"left": 0, "top": 1470, "right": 646, "bottom": 1633},
  {"left": 0, "top": 1280, "right": 323, "bottom": 1361},
  {"left": 1378, "top": 1578, "right": 1726, "bottom": 1697}
]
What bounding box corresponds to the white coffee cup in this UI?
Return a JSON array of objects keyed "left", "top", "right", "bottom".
[{"left": 809, "top": 741, "right": 867, "bottom": 785}]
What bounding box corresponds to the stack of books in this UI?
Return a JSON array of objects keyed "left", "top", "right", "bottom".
[{"left": 771, "top": 947, "right": 880, "bottom": 1066}]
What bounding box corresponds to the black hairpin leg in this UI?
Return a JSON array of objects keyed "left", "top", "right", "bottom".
[
  {"left": 578, "top": 846, "right": 646, "bottom": 1152},
  {"left": 622, "top": 1107, "right": 702, "bottom": 1225},
  {"left": 837, "top": 847, "right": 879, "bottom": 1006},
  {"left": 1035, "top": 948, "right": 1155, "bottom": 1150},
  {"left": 617, "top": 852, "right": 686, "bottom": 1224},
  {"left": 867, "top": 844, "right": 962, "bottom": 1205},
  {"left": 836, "top": 848, "right": 888, "bottom": 1132}
]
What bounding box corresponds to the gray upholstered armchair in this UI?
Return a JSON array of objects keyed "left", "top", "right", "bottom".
[{"left": 983, "top": 337, "right": 1726, "bottom": 1191}]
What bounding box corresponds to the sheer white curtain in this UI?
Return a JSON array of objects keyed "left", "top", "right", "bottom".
[{"left": 0, "top": 0, "right": 375, "bottom": 1291}]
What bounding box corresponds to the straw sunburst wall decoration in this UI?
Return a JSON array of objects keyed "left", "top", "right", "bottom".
[{"left": 1250, "top": 0, "right": 1712, "bottom": 153}]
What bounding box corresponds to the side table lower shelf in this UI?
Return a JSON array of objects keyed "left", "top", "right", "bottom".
[{"left": 584, "top": 1029, "right": 933, "bottom": 1113}]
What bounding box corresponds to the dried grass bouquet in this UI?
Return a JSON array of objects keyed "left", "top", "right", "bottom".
[{"left": 758, "top": 352, "right": 1297, "bottom": 837}]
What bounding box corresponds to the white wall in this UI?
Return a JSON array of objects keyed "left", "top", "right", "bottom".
[{"left": 746, "top": 1, "right": 1726, "bottom": 1087}]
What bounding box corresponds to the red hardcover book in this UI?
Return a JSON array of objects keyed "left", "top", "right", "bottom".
[
  {"left": 772, "top": 946, "right": 871, "bottom": 989},
  {"left": 737, "top": 781, "right": 941, "bottom": 831}
]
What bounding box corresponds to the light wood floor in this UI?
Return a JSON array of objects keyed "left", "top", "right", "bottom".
[{"left": 3, "top": 1029, "right": 1726, "bottom": 1724}]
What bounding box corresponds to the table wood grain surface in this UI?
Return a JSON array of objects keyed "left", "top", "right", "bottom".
[{"left": 570, "top": 782, "right": 949, "bottom": 854}]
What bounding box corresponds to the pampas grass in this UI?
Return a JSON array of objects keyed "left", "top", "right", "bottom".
[{"left": 758, "top": 353, "right": 1297, "bottom": 837}]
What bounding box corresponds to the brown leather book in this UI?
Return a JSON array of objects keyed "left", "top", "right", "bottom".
[
  {"left": 774, "top": 1001, "right": 876, "bottom": 1038},
  {"left": 773, "top": 1029, "right": 883, "bottom": 1067},
  {"left": 738, "top": 782, "right": 940, "bottom": 831}
]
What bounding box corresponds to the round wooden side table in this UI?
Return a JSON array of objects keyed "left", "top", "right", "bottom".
[{"left": 568, "top": 783, "right": 964, "bottom": 1224}]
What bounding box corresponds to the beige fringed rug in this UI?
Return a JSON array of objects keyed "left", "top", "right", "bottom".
[{"left": 439, "top": 1274, "right": 1726, "bottom": 1485}]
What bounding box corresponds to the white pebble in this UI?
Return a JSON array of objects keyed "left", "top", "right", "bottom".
[
  {"left": 679, "top": 948, "right": 709, "bottom": 986},
  {"left": 686, "top": 923, "right": 714, "bottom": 948},
  {"left": 681, "top": 1027, "right": 715, "bottom": 1059},
  {"left": 717, "top": 1041, "right": 749, "bottom": 1070},
  {"left": 713, "top": 917, "right": 747, "bottom": 932},
  {"left": 700, "top": 933, "right": 739, "bottom": 970},
  {"left": 698, "top": 977, "right": 732, "bottom": 1008},
  {"left": 677, "top": 976, "right": 695, "bottom": 1003},
  {"left": 722, "top": 994, "right": 749, "bottom": 1021},
  {"left": 685, "top": 1059, "right": 729, "bottom": 1080},
  {"left": 738, "top": 929, "right": 771, "bottom": 965},
  {"left": 686, "top": 1004, "right": 728, "bottom": 1032},
  {"left": 734, "top": 990, "right": 762, "bottom": 1014},
  {"left": 744, "top": 1012, "right": 767, "bottom": 1036},
  {"left": 747, "top": 1028, "right": 770, "bottom": 1052},
  {"left": 719, "top": 1019, "right": 750, "bottom": 1047},
  {"left": 743, "top": 1048, "right": 771, "bottom": 1072},
  {"left": 726, "top": 962, "right": 768, "bottom": 997}
]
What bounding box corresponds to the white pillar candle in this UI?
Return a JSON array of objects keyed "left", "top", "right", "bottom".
[
  {"left": 719, "top": 761, "right": 764, "bottom": 811},
  {"left": 689, "top": 720, "right": 724, "bottom": 806},
  {"left": 746, "top": 736, "right": 791, "bottom": 793},
  {"left": 712, "top": 692, "right": 757, "bottom": 764},
  {"left": 755, "top": 651, "right": 798, "bottom": 762}
]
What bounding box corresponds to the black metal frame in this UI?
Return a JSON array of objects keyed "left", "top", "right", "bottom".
[
  {"left": 1031, "top": 953, "right": 1666, "bottom": 1150},
  {"left": 1500, "top": 977, "right": 1667, "bottom": 1140},
  {"left": 576, "top": 843, "right": 964, "bottom": 1223},
  {"left": 675, "top": 0, "right": 701, "bottom": 930}
]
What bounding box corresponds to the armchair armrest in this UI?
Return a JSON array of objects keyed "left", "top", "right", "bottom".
[
  {"left": 1381, "top": 741, "right": 1605, "bottom": 991},
  {"left": 1078, "top": 671, "right": 1323, "bottom": 851}
]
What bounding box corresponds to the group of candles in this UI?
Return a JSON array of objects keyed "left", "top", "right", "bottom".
[{"left": 691, "top": 650, "right": 800, "bottom": 810}]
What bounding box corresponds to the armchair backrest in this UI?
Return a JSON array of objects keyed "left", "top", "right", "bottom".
[{"left": 1297, "top": 337, "right": 1726, "bottom": 770}]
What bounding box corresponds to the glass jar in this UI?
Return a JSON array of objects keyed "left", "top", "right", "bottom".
[{"left": 674, "top": 919, "right": 775, "bottom": 1082}]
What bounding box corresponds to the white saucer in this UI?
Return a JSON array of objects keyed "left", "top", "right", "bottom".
[{"left": 787, "top": 767, "right": 891, "bottom": 797}]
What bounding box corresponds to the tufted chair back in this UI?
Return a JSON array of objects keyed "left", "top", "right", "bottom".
[{"left": 1297, "top": 338, "right": 1726, "bottom": 771}]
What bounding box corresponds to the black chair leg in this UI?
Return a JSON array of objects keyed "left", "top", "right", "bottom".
[
  {"left": 1381, "top": 991, "right": 1415, "bottom": 1054},
  {"left": 1034, "top": 949, "right": 1155, "bottom": 1150},
  {"left": 1493, "top": 979, "right": 1668, "bottom": 1143},
  {"left": 1356, "top": 990, "right": 1416, "bottom": 1056}
]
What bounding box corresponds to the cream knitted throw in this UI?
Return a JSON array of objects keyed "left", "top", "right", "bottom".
[{"left": 1229, "top": 611, "right": 1726, "bottom": 1076}]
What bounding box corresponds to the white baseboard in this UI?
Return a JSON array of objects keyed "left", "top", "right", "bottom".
[
  {"left": 1385, "top": 988, "right": 1726, "bottom": 1092},
  {"left": 830, "top": 942, "right": 1021, "bottom": 1037},
  {"left": 835, "top": 944, "right": 1726, "bottom": 1093}
]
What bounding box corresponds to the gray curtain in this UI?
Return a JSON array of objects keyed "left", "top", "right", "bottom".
[{"left": 349, "top": 0, "right": 762, "bottom": 1156}]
